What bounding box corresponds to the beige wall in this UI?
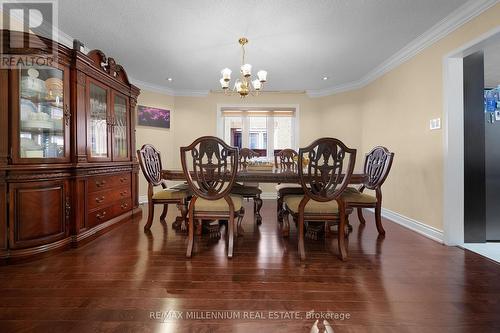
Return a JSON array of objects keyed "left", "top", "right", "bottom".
[
  {"left": 317, "top": 90, "right": 364, "bottom": 167},
  {"left": 135, "top": 91, "right": 175, "bottom": 199},
  {"left": 135, "top": 91, "right": 362, "bottom": 197},
  {"left": 135, "top": 3, "right": 500, "bottom": 232},
  {"left": 342, "top": 3, "right": 500, "bottom": 231}
]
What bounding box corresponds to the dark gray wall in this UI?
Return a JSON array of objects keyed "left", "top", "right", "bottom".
[{"left": 463, "top": 51, "right": 486, "bottom": 243}]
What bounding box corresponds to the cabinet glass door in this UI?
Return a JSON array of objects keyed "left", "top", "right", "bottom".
[
  {"left": 89, "top": 82, "right": 109, "bottom": 159},
  {"left": 113, "top": 94, "right": 129, "bottom": 160},
  {"left": 19, "top": 67, "right": 67, "bottom": 160}
]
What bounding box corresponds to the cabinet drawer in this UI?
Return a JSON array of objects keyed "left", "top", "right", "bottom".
[
  {"left": 88, "top": 206, "right": 112, "bottom": 228},
  {"left": 88, "top": 185, "right": 131, "bottom": 211},
  {"left": 113, "top": 198, "right": 132, "bottom": 215},
  {"left": 87, "top": 198, "right": 132, "bottom": 228},
  {"left": 88, "top": 173, "right": 131, "bottom": 193}
]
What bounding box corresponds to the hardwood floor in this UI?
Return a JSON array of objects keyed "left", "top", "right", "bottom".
[{"left": 0, "top": 200, "right": 499, "bottom": 332}]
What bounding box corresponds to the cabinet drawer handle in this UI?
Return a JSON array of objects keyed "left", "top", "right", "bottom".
[
  {"left": 119, "top": 177, "right": 127, "bottom": 183},
  {"left": 120, "top": 203, "right": 129, "bottom": 209},
  {"left": 96, "top": 211, "right": 107, "bottom": 220},
  {"left": 96, "top": 180, "right": 107, "bottom": 187},
  {"left": 120, "top": 190, "right": 128, "bottom": 197},
  {"left": 95, "top": 196, "right": 105, "bottom": 203}
]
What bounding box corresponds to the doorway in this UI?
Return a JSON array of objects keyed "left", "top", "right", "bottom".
[{"left": 444, "top": 27, "right": 500, "bottom": 262}]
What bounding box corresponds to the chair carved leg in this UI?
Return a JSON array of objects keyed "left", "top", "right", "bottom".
[
  {"left": 254, "top": 196, "right": 263, "bottom": 225},
  {"left": 375, "top": 201, "right": 385, "bottom": 236},
  {"left": 144, "top": 199, "right": 155, "bottom": 231},
  {"left": 346, "top": 214, "right": 353, "bottom": 233},
  {"left": 205, "top": 221, "right": 221, "bottom": 239},
  {"left": 237, "top": 207, "right": 245, "bottom": 236},
  {"left": 298, "top": 211, "right": 306, "bottom": 260},
  {"left": 228, "top": 214, "right": 235, "bottom": 258},
  {"left": 171, "top": 203, "right": 181, "bottom": 230},
  {"left": 282, "top": 210, "right": 290, "bottom": 237},
  {"left": 160, "top": 204, "right": 168, "bottom": 221},
  {"left": 305, "top": 222, "right": 322, "bottom": 240},
  {"left": 173, "top": 202, "right": 187, "bottom": 231},
  {"left": 196, "top": 220, "right": 202, "bottom": 236},
  {"left": 186, "top": 206, "right": 195, "bottom": 258},
  {"left": 181, "top": 201, "right": 189, "bottom": 232},
  {"left": 277, "top": 195, "right": 283, "bottom": 222},
  {"left": 338, "top": 204, "right": 348, "bottom": 261},
  {"left": 324, "top": 221, "right": 331, "bottom": 238},
  {"left": 357, "top": 208, "right": 366, "bottom": 224}
]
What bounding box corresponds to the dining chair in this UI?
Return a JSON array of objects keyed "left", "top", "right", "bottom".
[
  {"left": 274, "top": 148, "right": 298, "bottom": 170},
  {"left": 342, "top": 146, "right": 394, "bottom": 236},
  {"left": 137, "top": 144, "right": 190, "bottom": 231},
  {"left": 180, "top": 136, "right": 244, "bottom": 258},
  {"left": 231, "top": 148, "right": 263, "bottom": 225},
  {"left": 282, "top": 138, "right": 356, "bottom": 260},
  {"left": 275, "top": 149, "right": 303, "bottom": 222}
]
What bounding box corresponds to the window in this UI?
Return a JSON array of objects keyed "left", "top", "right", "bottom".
[
  {"left": 220, "top": 108, "right": 296, "bottom": 157},
  {"left": 223, "top": 116, "right": 242, "bottom": 148}
]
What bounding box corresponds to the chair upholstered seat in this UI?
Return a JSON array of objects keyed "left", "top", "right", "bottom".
[
  {"left": 231, "top": 183, "right": 262, "bottom": 196},
  {"left": 152, "top": 189, "right": 189, "bottom": 200},
  {"left": 284, "top": 195, "right": 339, "bottom": 214},
  {"left": 342, "top": 187, "right": 377, "bottom": 204},
  {"left": 235, "top": 181, "right": 260, "bottom": 188},
  {"left": 195, "top": 195, "right": 243, "bottom": 212},
  {"left": 169, "top": 182, "right": 190, "bottom": 191},
  {"left": 276, "top": 183, "right": 304, "bottom": 197},
  {"left": 275, "top": 183, "right": 302, "bottom": 191}
]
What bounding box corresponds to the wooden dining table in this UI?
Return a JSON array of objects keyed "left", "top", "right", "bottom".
[
  {"left": 162, "top": 168, "right": 367, "bottom": 236},
  {"left": 162, "top": 168, "right": 367, "bottom": 185}
]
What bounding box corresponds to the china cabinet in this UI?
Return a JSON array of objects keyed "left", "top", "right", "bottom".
[{"left": 0, "top": 30, "right": 141, "bottom": 263}]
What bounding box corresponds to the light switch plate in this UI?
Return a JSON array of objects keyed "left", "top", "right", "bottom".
[{"left": 430, "top": 118, "right": 441, "bottom": 130}]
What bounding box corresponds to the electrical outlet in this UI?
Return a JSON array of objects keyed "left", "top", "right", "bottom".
[{"left": 430, "top": 118, "right": 441, "bottom": 130}]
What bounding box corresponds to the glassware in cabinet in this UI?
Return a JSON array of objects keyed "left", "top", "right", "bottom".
[{"left": 19, "top": 67, "right": 67, "bottom": 160}]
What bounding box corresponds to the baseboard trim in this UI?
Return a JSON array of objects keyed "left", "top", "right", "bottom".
[
  {"left": 366, "top": 207, "right": 444, "bottom": 244},
  {"left": 139, "top": 195, "right": 148, "bottom": 204}
]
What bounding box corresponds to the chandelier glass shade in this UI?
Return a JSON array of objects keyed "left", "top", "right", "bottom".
[{"left": 220, "top": 37, "right": 267, "bottom": 97}]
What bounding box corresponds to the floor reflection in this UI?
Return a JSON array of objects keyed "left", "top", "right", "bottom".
[{"left": 2, "top": 200, "right": 497, "bottom": 331}]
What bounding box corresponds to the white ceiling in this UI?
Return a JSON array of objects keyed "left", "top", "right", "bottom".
[{"left": 57, "top": 0, "right": 473, "bottom": 94}]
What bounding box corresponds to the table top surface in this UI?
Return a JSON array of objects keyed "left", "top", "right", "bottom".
[{"left": 162, "top": 168, "right": 367, "bottom": 184}]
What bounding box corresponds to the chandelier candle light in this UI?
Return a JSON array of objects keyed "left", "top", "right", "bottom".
[{"left": 220, "top": 37, "right": 267, "bottom": 97}]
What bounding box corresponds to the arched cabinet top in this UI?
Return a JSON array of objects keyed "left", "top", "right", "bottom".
[{"left": 87, "top": 49, "right": 132, "bottom": 86}]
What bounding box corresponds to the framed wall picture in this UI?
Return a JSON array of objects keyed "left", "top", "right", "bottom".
[{"left": 137, "top": 105, "right": 170, "bottom": 129}]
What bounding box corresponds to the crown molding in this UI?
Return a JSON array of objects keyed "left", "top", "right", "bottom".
[
  {"left": 173, "top": 89, "right": 210, "bottom": 97},
  {"left": 306, "top": 0, "right": 499, "bottom": 98},
  {"left": 8, "top": 0, "right": 495, "bottom": 99},
  {"left": 130, "top": 78, "right": 209, "bottom": 97},
  {"left": 306, "top": 81, "right": 364, "bottom": 98},
  {"left": 129, "top": 78, "right": 176, "bottom": 95},
  {"left": 210, "top": 89, "right": 306, "bottom": 95}
]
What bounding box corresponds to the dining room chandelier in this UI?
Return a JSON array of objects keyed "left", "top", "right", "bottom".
[{"left": 220, "top": 37, "right": 268, "bottom": 98}]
